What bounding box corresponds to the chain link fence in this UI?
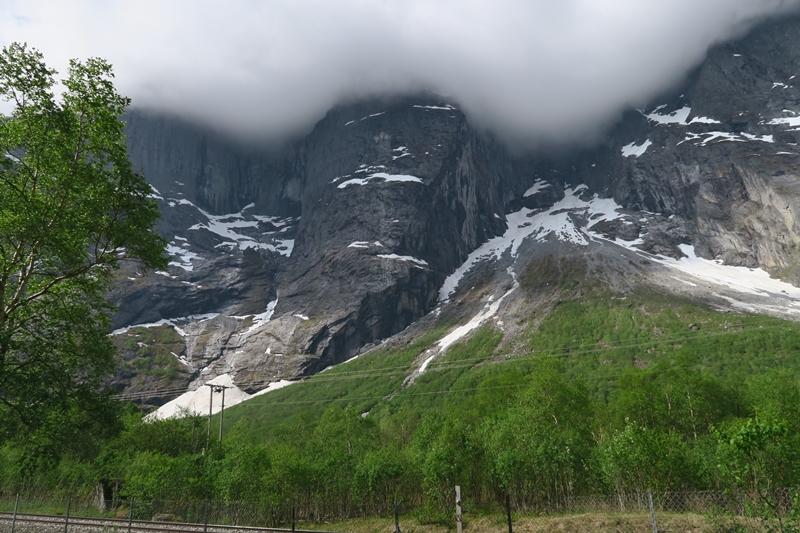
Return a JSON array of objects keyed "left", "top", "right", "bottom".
[{"left": 1, "top": 488, "right": 799, "bottom": 532}]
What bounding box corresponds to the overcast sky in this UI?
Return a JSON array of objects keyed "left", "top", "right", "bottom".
[{"left": 1, "top": 1, "right": 799, "bottom": 147}]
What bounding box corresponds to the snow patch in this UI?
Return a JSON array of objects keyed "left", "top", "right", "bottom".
[
  {"left": 439, "top": 186, "right": 625, "bottom": 302},
  {"left": 338, "top": 173, "right": 423, "bottom": 188},
  {"left": 250, "top": 379, "right": 296, "bottom": 398},
  {"left": 111, "top": 313, "right": 219, "bottom": 336},
  {"left": 392, "top": 146, "right": 411, "bottom": 160},
  {"left": 621, "top": 140, "right": 652, "bottom": 157},
  {"left": 678, "top": 131, "right": 773, "bottom": 146},
  {"left": 261, "top": 239, "right": 294, "bottom": 257},
  {"left": 188, "top": 206, "right": 293, "bottom": 255},
  {"left": 588, "top": 234, "right": 800, "bottom": 316},
  {"left": 413, "top": 104, "right": 456, "bottom": 111},
  {"left": 357, "top": 112, "right": 385, "bottom": 121},
  {"left": 645, "top": 106, "right": 720, "bottom": 125},
  {"left": 418, "top": 267, "right": 519, "bottom": 377},
  {"left": 252, "top": 214, "right": 291, "bottom": 228},
  {"left": 246, "top": 299, "right": 278, "bottom": 334},
  {"left": 167, "top": 243, "right": 199, "bottom": 271},
  {"left": 377, "top": 254, "right": 429, "bottom": 267},
  {"left": 767, "top": 116, "right": 800, "bottom": 130},
  {"left": 148, "top": 373, "right": 251, "bottom": 421},
  {"left": 523, "top": 179, "right": 550, "bottom": 197},
  {"left": 659, "top": 245, "right": 800, "bottom": 300}
]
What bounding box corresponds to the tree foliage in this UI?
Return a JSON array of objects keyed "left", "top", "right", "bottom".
[{"left": 0, "top": 42, "right": 166, "bottom": 444}]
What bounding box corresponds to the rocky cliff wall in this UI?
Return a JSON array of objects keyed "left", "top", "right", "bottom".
[{"left": 111, "top": 16, "right": 800, "bottom": 403}]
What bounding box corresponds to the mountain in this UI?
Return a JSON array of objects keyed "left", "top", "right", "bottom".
[{"left": 109, "top": 15, "right": 800, "bottom": 413}]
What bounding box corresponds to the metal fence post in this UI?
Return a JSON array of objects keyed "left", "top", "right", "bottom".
[
  {"left": 647, "top": 488, "right": 658, "bottom": 533},
  {"left": 11, "top": 493, "right": 19, "bottom": 533},
  {"left": 64, "top": 495, "right": 71, "bottom": 533},
  {"left": 455, "top": 486, "right": 462, "bottom": 533},
  {"left": 203, "top": 499, "right": 209, "bottom": 533},
  {"left": 127, "top": 498, "right": 134, "bottom": 533},
  {"left": 394, "top": 497, "right": 400, "bottom": 533},
  {"left": 291, "top": 500, "right": 295, "bottom": 532},
  {"left": 506, "top": 494, "right": 513, "bottom": 533}
]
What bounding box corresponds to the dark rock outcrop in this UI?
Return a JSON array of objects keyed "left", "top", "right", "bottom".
[{"left": 110, "top": 16, "right": 800, "bottom": 402}]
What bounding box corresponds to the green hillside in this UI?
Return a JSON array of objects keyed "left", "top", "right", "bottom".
[
  {"left": 223, "top": 287, "right": 800, "bottom": 439},
  {"left": 5, "top": 283, "right": 800, "bottom": 530}
]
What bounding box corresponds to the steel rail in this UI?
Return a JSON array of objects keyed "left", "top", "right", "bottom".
[{"left": 0, "top": 512, "right": 342, "bottom": 533}]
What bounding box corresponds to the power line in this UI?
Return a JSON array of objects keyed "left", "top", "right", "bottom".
[
  {"left": 235, "top": 353, "right": 800, "bottom": 408},
  {"left": 270, "top": 322, "right": 792, "bottom": 385},
  {"left": 110, "top": 319, "right": 798, "bottom": 402}
]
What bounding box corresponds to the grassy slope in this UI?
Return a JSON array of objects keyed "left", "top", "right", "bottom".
[
  {"left": 116, "top": 325, "right": 185, "bottom": 380},
  {"left": 223, "top": 324, "right": 453, "bottom": 437},
  {"left": 222, "top": 285, "right": 800, "bottom": 440}
]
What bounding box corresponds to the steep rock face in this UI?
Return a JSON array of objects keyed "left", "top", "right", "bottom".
[
  {"left": 111, "top": 16, "right": 800, "bottom": 406},
  {"left": 112, "top": 96, "right": 523, "bottom": 395},
  {"left": 509, "top": 16, "right": 800, "bottom": 283},
  {"left": 124, "top": 111, "right": 299, "bottom": 217},
  {"left": 598, "top": 16, "right": 800, "bottom": 281},
  {"left": 269, "top": 98, "right": 515, "bottom": 371}
]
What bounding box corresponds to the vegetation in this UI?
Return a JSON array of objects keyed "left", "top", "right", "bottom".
[
  {"left": 116, "top": 325, "right": 185, "bottom": 381},
  {"left": 3, "top": 285, "right": 800, "bottom": 529},
  {"left": 2, "top": 37, "right": 799, "bottom": 533},
  {"left": 0, "top": 43, "right": 166, "bottom": 455}
]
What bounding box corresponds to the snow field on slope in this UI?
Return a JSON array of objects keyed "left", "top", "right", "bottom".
[
  {"left": 417, "top": 268, "right": 519, "bottom": 377},
  {"left": 523, "top": 179, "right": 550, "bottom": 197},
  {"left": 377, "top": 253, "right": 429, "bottom": 266},
  {"left": 148, "top": 373, "right": 295, "bottom": 420},
  {"left": 246, "top": 299, "right": 278, "bottom": 334},
  {"left": 621, "top": 140, "right": 652, "bottom": 157},
  {"left": 338, "top": 172, "right": 423, "bottom": 188},
  {"left": 111, "top": 313, "right": 220, "bottom": 336},
  {"left": 659, "top": 245, "right": 800, "bottom": 303},
  {"left": 645, "top": 106, "right": 719, "bottom": 125},
  {"left": 175, "top": 199, "right": 294, "bottom": 256},
  {"left": 436, "top": 181, "right": 800, "bottom": 372},
  {"left": 438, "top": 185, "right": 625, "bottom": 302}
]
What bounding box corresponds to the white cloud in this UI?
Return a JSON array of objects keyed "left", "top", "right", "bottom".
[{"left": 1, "top": 0, "right": 797, "bottom": 145}]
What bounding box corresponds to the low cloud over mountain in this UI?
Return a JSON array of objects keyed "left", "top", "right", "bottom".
[{"left": 2, "top": 0, "right": 799, "bottom": 145}]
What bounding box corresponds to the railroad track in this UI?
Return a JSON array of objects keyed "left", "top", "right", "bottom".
[{"left": 0, "top": 512, "right": 341, "bottom": 533}]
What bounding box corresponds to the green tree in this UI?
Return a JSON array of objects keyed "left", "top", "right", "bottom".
[
  {"left": 715, "top": 417, "right": 799, "bottom": 494},
  {"left": 715, "top": 416, "right": 800, "bottom": 531},
  {"left": 482, "top": 361, "right": 594, "bottom": 507},
  {"left": 598, "top": 420, "right": 696, "bottom": 495},
  {"left": 0, "top": 43, "right": 166, "bottom": 445}
]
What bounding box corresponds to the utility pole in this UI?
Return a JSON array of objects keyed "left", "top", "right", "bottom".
[
  {"left": 204, "top": 383, "right": 231, "bottom": 445},
  {"left": 204, "top": 383, "right": 214, "bottom": 447},
  {"left": 219, "top": 385, "right": 227, "bottom": 441}
]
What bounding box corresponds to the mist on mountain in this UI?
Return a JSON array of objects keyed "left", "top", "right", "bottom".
[{"left": 2, "top": 0, "right": 800, "bottom": 147}]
